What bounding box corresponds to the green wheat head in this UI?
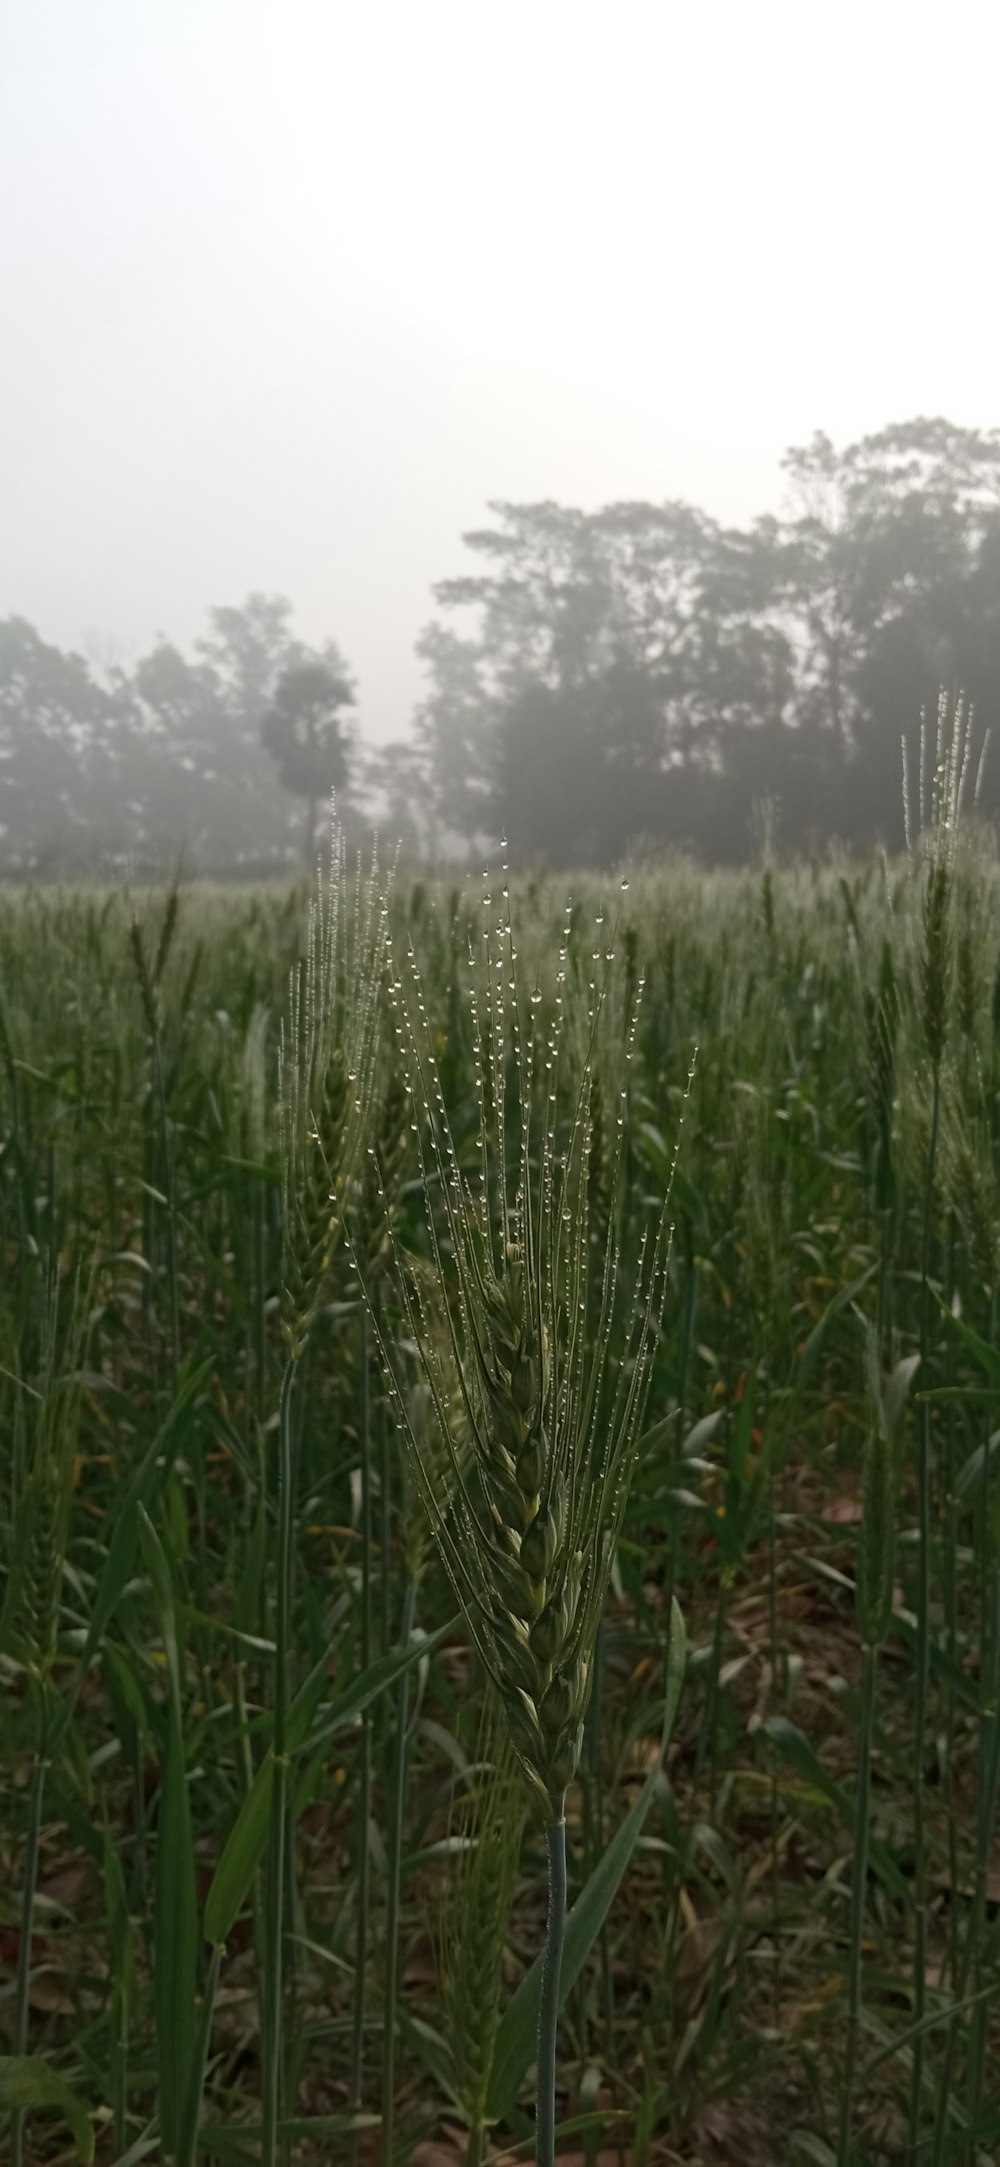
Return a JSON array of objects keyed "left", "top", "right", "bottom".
[
  {"left": 369, "top": 886, "right": 683, "bottom": 1814},
  {"left": 279, "top": 827, "right": 387, "bottom": 1358}
]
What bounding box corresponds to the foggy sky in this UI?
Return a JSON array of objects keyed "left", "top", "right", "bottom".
[{"left": 3, "top": 0, "right": 998, "bottom": 741}]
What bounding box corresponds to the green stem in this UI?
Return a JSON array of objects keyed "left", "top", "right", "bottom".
[
  {"left": 583, "top": 1621, "right": 613, "bottom": 2056},
  {"left": 931, "top": 1226, "right": 962, "bottom": 2167},
  {"left": 147, "top": 996, "right": 180, "bottom": 1380},
  {"left": 351, "top": 1319, "right": 373, "bottom": 2154},
  {"left": 111, "top": 1980, "right": 128, "bottom": 2158},
  {"left": 838, "top": 1643, "right": 876, "bottom": 2167},
  {"left": 766, "top": 1401, "right": 781, "bottom": 2021},
  {"left": 254, "top": 1184, "right": 267, "bottom": 1425},
  {"left": 178, "top": 1942, "right": 222, "bottom": 2167},
  {"left": 11, "top": 1739, "right": 47, "bottom": 2167},
  {"left": 379, "top": 1394, "right": 392, "bottom": 1651},
  {"left": 696, "top": 1577, "right": 728, "bottom": 1806},
  {"left": 262, "top": 1358, "right": 297, "bottom": 2167},
  {"left": 911, "top": 1061, "right": 940, "bottom": 2153},
  {"left": 382, "top": 1575, "right": 417, "bottom": 2161},
  {"left": 876, "top": 1200, "right": 893, "bottom": 1362},
  {"left": 537, "top": 1798, "right": 568, "bottom": 2167},
  {"left": 965, "top": 1290, "right": 1000, "bottom": 2156}
]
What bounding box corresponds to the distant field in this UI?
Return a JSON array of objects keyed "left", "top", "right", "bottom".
[{"left": 2, "top": 843, "right": 999, "bottom": 2166}]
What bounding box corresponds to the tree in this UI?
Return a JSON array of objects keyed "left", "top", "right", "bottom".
[
  {"left": 261, "top": 656, "right": 354, "bottom": 859},
  {"left": 415, "top": 423, "right": 1000, "bottom": 866},
  {"left": 355, "top": 736, "right": 430, "bottom": 859},
  {"left": 777, "top": 419, "right": 1000, "bottom": 841},
  {"left": 416, "top": 498, "right": 796, "bottom": 861},
  {"left": 196, "top": 593, "right": 304, "bottom": 739},
  {"left": 0, "top": 596, "right": 361, "bottom": 877},
  {"left": 0, "top": 617, "right": 131, "bottom": 871},
  {"left": 412, "top": 623, "right": 497, "bottom": 848},
  {"left": 128, "top": 639, "right": 291, "bottom": 868}
]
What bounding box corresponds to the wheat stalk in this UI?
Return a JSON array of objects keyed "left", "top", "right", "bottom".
[
  {"left": 443, "top": 1730, "right": 525, "bottom": 2163},
  {"left": 263, "top": 819, "right": 388, "bottom": 2167},
  {"left": 360, "top": 874, "right": 687, "bottom": 2164},
  {"left": 1, "top": 1271, "right": 89, "bottom": 2167}
]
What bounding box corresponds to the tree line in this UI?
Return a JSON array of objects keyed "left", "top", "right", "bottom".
[
  {"left": 0, "top": 595, "right": 381, "bottom": 876},
  {"left": 3, "top": 415, "right": 999, "bottom": 874}
]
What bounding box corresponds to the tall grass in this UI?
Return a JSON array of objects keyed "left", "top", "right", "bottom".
[{"left": 1, "top": 833, "right": 999, "bottom": 2163}]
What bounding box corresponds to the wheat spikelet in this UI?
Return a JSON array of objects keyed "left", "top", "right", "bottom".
[
  {"left": 398, "top": 1256, "right": 470, "bottom": 1587},
  {"left": 941, "top": 1097, "right": 1000, "bottom": 1298},
  {"left": 354, "top": 1057, "right": 410, "bottom": 1284},
  {"left": 920, "top": 856, "right": 952, "bottom": 1071},
  {"left": 278, "top": 825, "right": 388, "bottom": 1358},
  {"left": 366, "top": 873, "right": 686, "bottom": 1814}
]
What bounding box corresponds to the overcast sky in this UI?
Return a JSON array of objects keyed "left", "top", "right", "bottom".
[{"left": 3, "top": 0, "right": 998, "bottom": 739}]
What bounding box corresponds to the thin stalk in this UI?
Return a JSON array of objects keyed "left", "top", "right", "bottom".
[
  {"left": 111, "top": 1974, "right": 128, "bottom": 2158},
  {"left": 10, "top": 1734, "right": 47, "bottom": 2167},
  {"left": 146, "top": 987, "right": 180, "bottom": 1380},
  {"left": 838, "top": 1642, "right": 877, "bottom": 2167},
  {"left": 178, "top": 1942, "right": 222, "bottom": 2167},
  {"left": 875, "top": 1192, "right": 894, "bottom": 1364},
  {"left": 132, "top": 1755, "right": 150, "bottom": 1931},
  {"left": 964, "top": 1289, "right": 1000, "bottom": 2154},
  {"left": 659, "top": 1248, "right": 699, "bottom": 2039},
  {"left": 379, "top": 1396, "right": 392, "bottom": 1651},
  {"left": 582, "top": 1620, "right": 613, "bottom": 2059},
  {"left": 664, "top": 1248, "right": 698, "bottom": 1625},
  {"left": 537, "top": 1798, "right": 568, "bottom": 2167},
  {"left": 768, "top": 1453, "right": 781, "bottom": 2020},
  {"left": 254, "top": 1183, "right": 267, "bottom": 1426},
  {"left": 262, "top": 1358, "right": 297, "bottom": 2167},
  {"left": 696, "top": 1577, "right": 728, "bottom": 1807},
  {"left": 911, "top": 1062, "right": 941, "bottom": 2152},
  {"left": 381, "top": 1575, "right": 417, "bottom": 2162},
  {"left": 940, "top": 1217, "right": 960, "bottom": 2014},
  {"left": 351, "top": 1318, "right": 373, "bottom": 2154},
  {"left": 231, "top": 1653, "right": 269, "bottom": 2059}
]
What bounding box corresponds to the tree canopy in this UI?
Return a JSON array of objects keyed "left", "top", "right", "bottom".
[
  {"left": 414, "top": 416, "right": 1000, "bottom": 862},
  {"left": 3, "top": 417, "right": 1000, "bottom": 875},
  {"left": 0, "top": 596, "right": 362, "bottom": 876}
]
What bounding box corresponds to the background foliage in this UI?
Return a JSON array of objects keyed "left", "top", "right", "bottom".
[{"left": 4, "top": 416, "right": 1000, "bottom": 873}]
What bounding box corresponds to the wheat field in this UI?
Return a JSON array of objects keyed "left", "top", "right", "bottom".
[{"left": 2, "top": 824, "right": 999, "bottom": 2165}]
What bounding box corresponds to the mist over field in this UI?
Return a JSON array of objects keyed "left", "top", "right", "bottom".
[
  {"left": 6, "top": 15, "right": 1000, "bottom": 2166},
  {"left": 3, "top": 2, "right": 1000, "bottom": 874}
]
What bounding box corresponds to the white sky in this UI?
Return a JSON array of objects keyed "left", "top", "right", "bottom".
[{"left": 3, "top": 0, "right": 998, "bottom": 739}]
